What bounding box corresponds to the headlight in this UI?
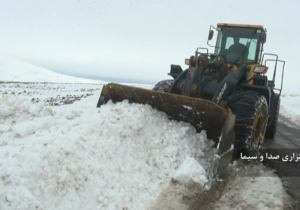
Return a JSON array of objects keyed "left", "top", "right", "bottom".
[{"left": 254, "top": 65, "right": 268, "bottom": 74}]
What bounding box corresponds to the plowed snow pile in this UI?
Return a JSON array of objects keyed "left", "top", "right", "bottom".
[{"left": 0, "top": 90, "right": 214, "bottom": 210}]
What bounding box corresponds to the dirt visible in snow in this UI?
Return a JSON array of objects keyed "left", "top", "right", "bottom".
[{"left": 0, "top": 81, "right": 295, "bottom": 210}]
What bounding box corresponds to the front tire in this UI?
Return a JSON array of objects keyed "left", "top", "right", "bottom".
[
  {"left": 152, "top": 79, "right": 174, "bottom": 92},
  {"left": 265, "top": 93, "right": 280, "bottom": 139},
  {"left": 228, "top": 91, "right": 268, "bottom": 155}
]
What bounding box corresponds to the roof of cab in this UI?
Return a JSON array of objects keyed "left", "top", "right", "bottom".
[{"left": 217, "top": 23, "right": 264, "bottom": 29}]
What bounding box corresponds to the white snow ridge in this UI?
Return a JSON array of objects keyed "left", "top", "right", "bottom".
[{"left": 0, "top": 91, "right": 215, "bottom": 210}]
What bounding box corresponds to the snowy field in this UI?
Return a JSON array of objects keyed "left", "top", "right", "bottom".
[
  {"left": 279, "top": 92, "right": 300, "bottom": 125},
  {"left": 0, "top": 56, "right": 295, "bottom": 209}
]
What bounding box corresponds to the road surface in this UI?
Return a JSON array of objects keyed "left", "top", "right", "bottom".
[
  {"left": 188, "top": 115, "right": 300, "bottom": 210},
  {"left": 262, "top": 115, "right": 300, "bottom": 209}
]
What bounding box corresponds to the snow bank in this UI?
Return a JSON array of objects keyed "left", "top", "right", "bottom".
[
  {"left": 0, "top": 92, "right": 214, "bottom": 210},
  {"left": 280, "top": 93, "right": 300, "bottom": 125}
]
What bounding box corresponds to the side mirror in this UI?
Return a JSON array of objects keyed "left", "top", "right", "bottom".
[
  {"left": 184, "top": 58, "right": 190, "bottom": 65},
  {"left": 208, "top": 30, "right": 214, "bottom": 40}
]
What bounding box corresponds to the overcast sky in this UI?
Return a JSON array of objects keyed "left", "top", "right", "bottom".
[{"left": 0, "top": 0, "right": 298, "bottom": 90}]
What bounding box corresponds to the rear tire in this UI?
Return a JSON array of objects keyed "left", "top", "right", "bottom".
[
  {"left": 152, "top": 79, "right": 174, "bottom": 92},
  {"left": 265, "top": 94, "right": 280, "bottom": 139},
  {"left": 228, "top": 91, "right": 268, "bottom": 155}
]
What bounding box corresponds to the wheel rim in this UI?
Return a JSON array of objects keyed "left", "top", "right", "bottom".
[{"left": 252, "top": 109, "right": 267, "bottom": 148}]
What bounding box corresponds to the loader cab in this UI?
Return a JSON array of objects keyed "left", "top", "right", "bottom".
[{"left": 210, "top": 23, "right": 267, "bottom": 65}]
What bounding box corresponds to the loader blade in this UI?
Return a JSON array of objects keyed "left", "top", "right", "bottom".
[
  {"left": 205, "top": 110, "right": 235, "bottom": 187},
  {"left": 97, "top": 83, "right": 235, "bottom": 176},
  {"left": 188, "top": 112, "right": 235, "bottom": 210}
]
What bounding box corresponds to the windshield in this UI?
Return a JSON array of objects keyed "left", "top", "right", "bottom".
[{"left": 214, "top": 27, "right": 260, "bottom": 64}]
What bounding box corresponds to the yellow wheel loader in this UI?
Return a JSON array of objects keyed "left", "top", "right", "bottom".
[{"left": 96, "top": 23, "right": 285, "bottom": 181}]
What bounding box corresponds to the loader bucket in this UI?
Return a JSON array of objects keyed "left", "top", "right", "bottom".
[{"left": 97, "top": 83, "right": 235, "bottom": 176}]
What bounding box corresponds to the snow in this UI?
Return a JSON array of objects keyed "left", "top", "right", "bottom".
[
  {"left": 0, "top": 87, "right": 214, "bottom": 210},
  {"left": 120, "top": 83, "right": 154, "bottom": 89},
  {"left": 0, "top": 55, "right": 106, "bottom": 83},
  {"left": 172, "top": 156, "right": 207, "bottom": 186},
  {"left": 211, "top": 164, "right": 292, "bottom": 210},
  {"left": 0, "top": 56, "right": 296, "bottom": 209},
  {"left": 183, "top": 105, "right": 193, "bottom": 110},
  {"left": 280, "top": 92, "right": 300, "bottom": 125}
]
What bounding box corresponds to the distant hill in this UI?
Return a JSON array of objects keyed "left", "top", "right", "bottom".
[{"left": 0, "top": 55, "right": 106, "bottom": 83}]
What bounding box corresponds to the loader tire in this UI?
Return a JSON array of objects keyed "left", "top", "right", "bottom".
[
  {"left": 265, "top": 94, "right": 280, "bottom": 139},
  {"left": 152, "top": 79, "right": 174, "bottom": 92},
  {"left": 228, "top": 91, "right": 268, "bottom": 155}
]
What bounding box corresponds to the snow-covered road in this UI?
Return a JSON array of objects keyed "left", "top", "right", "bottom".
[
  {"left": 0, "top": 55, "right": 297, "bottom": 209},
  {"left": 0, "top": 82, "right": 293, "bottom": 210}
]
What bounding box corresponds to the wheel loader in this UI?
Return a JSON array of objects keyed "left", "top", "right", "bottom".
[{"left": 96, "top": 23, "right": 285, "bottom": 182}]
